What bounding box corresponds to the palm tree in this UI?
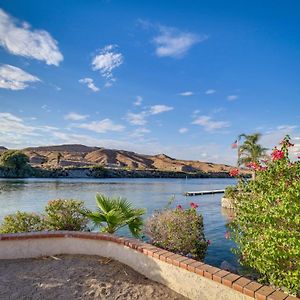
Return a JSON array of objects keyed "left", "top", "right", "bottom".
[
  {"left": 238, "top": 133, "right": 268, "bottom": 179},
  {"left": 84, "top": 194, "right": 145, "bottom": 237}
]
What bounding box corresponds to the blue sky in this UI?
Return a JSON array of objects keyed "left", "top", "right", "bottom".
[{"left": 0, "top": 0, "right": 299, "bottom": 164}]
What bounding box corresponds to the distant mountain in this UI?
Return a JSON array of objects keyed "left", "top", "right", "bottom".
[{"left": 17, "top": 144, "right": 238, "bottom": 174}]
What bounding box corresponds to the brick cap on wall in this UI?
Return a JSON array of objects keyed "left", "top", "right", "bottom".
[{"left": 0, "top": 231, "right": 298, "bottom": 300}]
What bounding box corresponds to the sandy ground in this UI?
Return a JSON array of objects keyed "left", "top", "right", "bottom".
[{"left": 0, "top": 254, "right": 187, "bottom": 300}]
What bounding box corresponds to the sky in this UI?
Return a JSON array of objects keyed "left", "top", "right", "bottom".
[{"left": 0, "top": 0, "right": 299, "bottom": 164}]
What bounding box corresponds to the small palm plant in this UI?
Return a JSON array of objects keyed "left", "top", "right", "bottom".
[{"left": 84, "top": 194, "right": 145, "bottom": 237}]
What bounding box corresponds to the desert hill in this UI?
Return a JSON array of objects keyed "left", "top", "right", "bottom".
[{"left": 6, "top": 144, "right": 238, "bottom": 174}]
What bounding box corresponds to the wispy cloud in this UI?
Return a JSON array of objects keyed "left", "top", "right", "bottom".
[
  {"left": 0, "top": 64, "right": 40, "bottom": 90},
  {"left": 126, "top": 112, "right": 147, "bottom": 126},
  {"left": 227, "top": 95, "right": 239, "bottom": 101},
  {"left": 134, "top": 95, "right": 143, "bottom": 106},
  {"left": 76, "top": 118, "right": 125, "bottom": 133},
  {"left": 153, "top": 25, "right": 206, "bottom": 58},
  {"left": 126, "top": 104, "right": 173, "bottom": 126},
  {"left": 149, "top": 105, "right": 173, "bottom": 115},
  {"left": 79, "top": 78, "right": 100, "bottom": 92},
  {"left": 131, "top": 127, "right": 151, "bottom": 138},
  {"left": 179, "top": 91, "right": 194, "bottom": 96},
  {"left": 205, "top": 89, "right": 216, "bottom": 95},
  {"left": 64, "top": 112, "right": 89, "bottom": 121},
  {"left": 179, "top": 127, "right": 188, "bottom": 134},
  {"left": 192, "top": 115, "right": 230, "bottom": 131},
  {"left": 92, "top": 44, "right": 123, "bottom": 86},
  {"left": 0, "top": 9, "right": 63, "bottom": 66}
]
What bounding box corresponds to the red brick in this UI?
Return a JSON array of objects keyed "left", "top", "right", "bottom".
[
  {"left": 197, "top": 264, "right": 220, "bottom": 279},
  {"left": 243, "top": 281, "right": 263, "bottom": 298},
  {"left": 255, "top": 286, "right": 277, "bottom": 300},
  {"left": 153, "top": 249, "right": 169, "bottom": 259},
  {"left": 232, "top": 277, "right": 252, "bottom": 293},
  {"left": 166, "top": 254, "right": 182, "bottom": 264},
  {"left": 267, "top": 291, "right": 289, "bottom": 300},
  {"left": 222, "top": 273, "right": 241, "bottom": 287},
  {"left": 285, "top": 296, "right": 300, "bottom": 300},
  {"left": 179, "top": 258, "right": 197, "bottom": 270},
  {"left": 159, "top": 251, "right": 175, "bottom": 262},
  {"left": 171, "top": 255, "right": 189, "bottom": 267},
  {"left": 187, "top": 261, "right": 204, "bottom": 272},
  {"left": 212, "top": 270, "right": 230, "bottom": 283}
]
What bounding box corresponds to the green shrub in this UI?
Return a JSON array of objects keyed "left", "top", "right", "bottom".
[
  {"left": 229, "top": 136, "right": 300, "bottom": 295},
  {"left": 0, "top": 150, "right": 31, "bottom": 177},
  {"left": 0, "top": 211, "right": 43, "bottom": 233},
  {"left": 90, "top": 165, "right": 108, "bottom": 177},
  {"left": 224, "top": 186, "right": 238, "bottom": 199},
  {"left": 43, "top": 199, "right": 89, "bottom": 231},
  {"left": 146, "top": 202, "right": 208, "bottom": 260}
]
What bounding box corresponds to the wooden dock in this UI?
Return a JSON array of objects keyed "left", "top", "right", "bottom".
[{"left": 184, "top": 189, "right": 225, "bottom": 196}]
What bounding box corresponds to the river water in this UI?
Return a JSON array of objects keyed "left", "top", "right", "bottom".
[{"left": 0, "top": 177, "right": 237, "bottom": 268}]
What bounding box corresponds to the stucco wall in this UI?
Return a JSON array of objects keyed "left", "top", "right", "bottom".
[{"left": 0, "top": 232, "right": 294, "bottom": 300}]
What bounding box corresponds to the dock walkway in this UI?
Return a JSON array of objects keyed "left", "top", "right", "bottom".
[{"left": 184, "top": 189, "right": 225, "bottom": 196}]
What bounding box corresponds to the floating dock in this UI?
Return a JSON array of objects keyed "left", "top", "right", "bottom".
[{"left": 184, "top": 189, "right": 225, "bottom": 196}]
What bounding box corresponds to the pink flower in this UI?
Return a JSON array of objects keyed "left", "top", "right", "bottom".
[
  {"left": 259, "top": 166, "right": 268, "bottom": 171},
  {"left": 207, "top": 240, "right": 211, "bottom": 245},
  {"left": 176, "top": 205, "right": 183, "bottom": 210},
  {"left": 224, "top": 232, "right": 230, "bottom": 239},
  {"left": 190, "top": 202, "right": 199, "bottom": 209},
  {"left": 246, "top": 162, "right": 260, "bottom": 170},
  {"left": 229, "top": 168, "right": 239, "bottom": 177},
  {"left": 271, "top": 148, "right": 285, "bottom": 161}
]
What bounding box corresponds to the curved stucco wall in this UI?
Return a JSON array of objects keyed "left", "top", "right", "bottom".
[{"left": 0, "top": 232, "right": 294, "bottom": 300}]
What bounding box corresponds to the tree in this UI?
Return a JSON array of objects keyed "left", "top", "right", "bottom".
[
  {"left": 0, "top": 150, "right": 30, "bottom": 177},
  {"left": 238, "top": 133, "right": 267, "bottom": 179},
  {"left": 83, "top": 194, "right": 145, "bottom": 237}
]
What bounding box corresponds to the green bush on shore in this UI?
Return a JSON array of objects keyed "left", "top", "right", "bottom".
[
  {"left": 229, "top": 136, "right": 300, "bottom": 296},
  {"left": 0, "top": 199, "right": 90, "bottom": 233}
]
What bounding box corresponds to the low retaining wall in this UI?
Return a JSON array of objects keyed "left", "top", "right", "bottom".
[{"left": 0, "top": 231, "right": 297, "bottom": 300}]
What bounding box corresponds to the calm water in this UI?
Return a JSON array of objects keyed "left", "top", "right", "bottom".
[{"left": 0, "top": 178, "right": 237, "bottom": 268}]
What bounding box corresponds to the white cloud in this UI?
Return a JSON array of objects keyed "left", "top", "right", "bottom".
[
  {"left": 179, "top": 127, "right": 188, "bottom": 134},
  {"left": 131, "top": 127, "right": 151, "bottom": 138},
  {"left": 205, "top": 89, "right": 216, "bottom": 95},
  {"left": 64, "top": 112, "right": 89, "bottom": 121},
  {"left": 76, "top": 118, "right": 125, "bottom": 133},
  {"left": 92, "top": 44, "right": 123, "bottom": 85},
  {"left": 227, "top": 95, "right": 239, "bottom": 101},
  {"left": 192, "top": 115, "right": 230, "bottom": 131},
  {"left": 79, "top": 78, "right": 100, "bottom": 92},
  {"left": 179, "top": 91, "right": 194, "bottom": 96},
  {"left": 149, "top": 105, "right": 173, "bottom": 115},
  {"left": 0, "top": 64, "right": 40, "bottom": 90},
  {"left": 134, "top": 95, "right": 143, "bottom": 106},
  {"left": 126, "top": 112, "right": 147, "bottom": 126},
  {"left": 153, "top": 26, "right": 207, "bottom": 58},
  {"left": 0, "top": 9, "right": 63, "bottom": 66}
]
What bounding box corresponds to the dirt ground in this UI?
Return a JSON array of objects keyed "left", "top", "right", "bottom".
[{"left": 0, "top": 254, "right": 187, "bottom": 300}]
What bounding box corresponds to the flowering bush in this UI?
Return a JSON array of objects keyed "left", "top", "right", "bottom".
[
  {"left": 146, "top": 202, "right": 208, "bottom": 260},
  {"left": 43, "top": 199, "right": 90, "bottom": 231},
  {"left": 230, "top": 136, "right": 300, "bottom": 295},
  {"left": 0, "top": 212, "right": 43, "bottom": 233}
]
